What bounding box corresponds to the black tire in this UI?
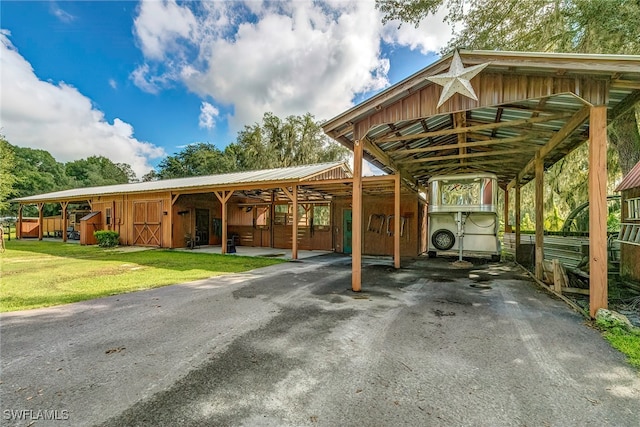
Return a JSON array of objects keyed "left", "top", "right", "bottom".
[
  {"left": 431, "top": 229, "right": 455, "bottom": 251},
  {"left": 491, "top": 254, "right": 501, "bottom": 262}
]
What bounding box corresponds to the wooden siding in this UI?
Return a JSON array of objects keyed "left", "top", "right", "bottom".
[
  {"left": 355, "top": 75, "right": 608, "bottom": 136},
  {"left": 173, "top": 193, "right": 222, "bottom": 248},
  {"left": 333, "top": 193, "right": 423, "bottom": 257}
]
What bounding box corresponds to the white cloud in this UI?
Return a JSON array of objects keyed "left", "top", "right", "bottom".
[
  {"left": 133, "top": 0, "right": 197, "bottom": 60},
  {"left": 198, "top": 101, "right": 219, "bottom": 129},
  {"left": 50, "top": 2, "right": 75, "bottom": 23},
  {"left": 0, "top": 31, "right": 165, "bottom": 179},
  {"left": 381, "top": 7, "right": 453, "bottom": 55},
  {"left": 108, "top": 78, "right": 117, "bottom": 89},
  {"left": 132, "top": 1, "right": 453, "bottom": 132}
]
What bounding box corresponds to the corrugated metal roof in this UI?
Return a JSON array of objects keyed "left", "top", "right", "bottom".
[
  {"left": 13, "top": 162, "right": 351, "bottom": 203},
  {"left": 616, "top": 161, "right": 640, "bottom": 192}
]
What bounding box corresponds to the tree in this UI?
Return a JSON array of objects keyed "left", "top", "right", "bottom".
[
  {"left": 156, "top": 143, "right": 234, "bottom": 179},
  {"left": 153, "top": 113, "right": 350, "bottom": 178},
  {"left": 0, "top": 136, "right": 16, "bottom": 214},
  {"left": 376, "top": 0, "right": 640, "bottom": 174},
  {"left": 230, "top": 112, "right": 350, "bottom": 170},
  {"left": 65, "top": 156, "right": 131, "bottom": 187}
]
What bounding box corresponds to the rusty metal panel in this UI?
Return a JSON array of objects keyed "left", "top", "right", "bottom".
[{"left": 616, "top": 161, "right": 640, "bottom": 191}]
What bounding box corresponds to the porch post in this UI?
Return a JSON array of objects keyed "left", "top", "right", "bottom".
[
  {"left": 61, "top": 202, "right": 68, "bottom": 242},
  {"left": 394, "top": 173, "right": 401, "bottom": 269},
  {"left": 535, "top": 154, "right": 545, "bottom": 280},
  {"left": 292, "top": 185, "right": 298, "bottom": 260},
  {"left": 515, "top": 182, "right": 521, "bottom": 262},
  {"left": 17, "top": 204, "right": 23, "bottom": 239},
  {"left": 37, "top": 203, "right": 44, "bottom": 241},
  {"left": 589, "top": 105, "right": 608, "bottom": 317},
  {"left": 215, "top": 191, "right": 233, "bottom": 254},
  {"left": 352, "top": 137, "right": 363, "bottom": 292},
  {"left": 503, "top": 187, "right": 511, "bottom": 233}
]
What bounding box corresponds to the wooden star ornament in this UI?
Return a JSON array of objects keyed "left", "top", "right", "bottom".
[{"left": 427, "top": 51, "right": 490, "bottom": 108}]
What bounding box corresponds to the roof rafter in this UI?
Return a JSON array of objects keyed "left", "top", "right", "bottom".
[{"left": 373, "top": 112, "right": 574, "bottom": 145}]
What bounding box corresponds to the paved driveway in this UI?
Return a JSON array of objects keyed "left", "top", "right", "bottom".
[{"left": 1, "top": 255, "right": 639, "bottom": 426}]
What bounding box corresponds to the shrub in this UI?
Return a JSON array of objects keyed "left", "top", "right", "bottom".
[{"left": 94, "top": 230, "right": 120, "bottom": 248}]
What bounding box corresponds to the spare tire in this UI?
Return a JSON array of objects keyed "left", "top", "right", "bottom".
[{"left": 432, "top": 229, "right": 455, "bottom": 251}]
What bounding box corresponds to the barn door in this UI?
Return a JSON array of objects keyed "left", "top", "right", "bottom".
[
  {"left": 343, "top": 209, "right": 352, "bottom": 254},
  {"left": 133, "top": 201, "right": 162, "bottom": 246}
]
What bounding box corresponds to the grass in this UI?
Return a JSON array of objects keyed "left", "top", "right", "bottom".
[
  {"left": 603, "top": 328, "right": 640, "bottom": 369},
  {"left": 595, "top": 315, "right": 640, "bottom": 370},
  {"left": 0, "top": 240, "right": 285, "bottom": 312}
]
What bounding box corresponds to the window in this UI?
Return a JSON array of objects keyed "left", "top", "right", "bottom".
[
  {"left": 106, "top": 207, "right": 112, "bottom": 225},
  {"left": 274, "top": 204, "right": 289, "bottom": 225},
  {"left": 313, "top": 205, "right": 330, "bottom": 226},
  {"left": 626, "top": 197, "right": 640, "bottom": 220}
]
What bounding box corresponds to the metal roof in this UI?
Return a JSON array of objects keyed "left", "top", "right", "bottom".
[
  {"left": 322, "top": 50, "right": 640, "bottom": 190},
  {"left": 13, "top": 162, "right": 352, "bottom": 203},
  {"left": 616, "top": 161, "right": 640, "bottom": 192}
]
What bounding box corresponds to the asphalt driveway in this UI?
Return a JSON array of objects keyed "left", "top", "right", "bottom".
[{"left": 1, "top": 255, "right": 639, "bottom": 426}]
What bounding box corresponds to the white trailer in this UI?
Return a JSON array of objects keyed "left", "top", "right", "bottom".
[{"left": 427, "top": 173, "right": 500, "bottom": 261}]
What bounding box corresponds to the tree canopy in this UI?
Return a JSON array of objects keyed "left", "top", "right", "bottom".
[
  {"left": 0, "top": 136, "right": 17, "bottom": 213},
  {"left": 376, "top": 0, "right": 640, "bottom": 173},
  {"left": 377, "top": 0, "right": 640, "bottom": 230},
  {"left": 151, "top": 112, "right": 349, "bottom": 179},
  {"left": 1, "top": 141, "right": 136, "bottom": 217}
]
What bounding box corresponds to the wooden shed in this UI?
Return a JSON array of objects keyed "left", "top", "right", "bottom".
[
  {"left": 616, "top": 160, "right": 640, "bottom": 282},
  {"left": 79, "top": 211, "right": 102, "bottom": 245}
]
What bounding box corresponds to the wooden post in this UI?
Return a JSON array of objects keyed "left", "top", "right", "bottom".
[
  {"left": 37, "top": 203, "right": 44, "bottom": 241},
  {"left": 503, "top": 187, "right": 511, "bottom": 233},
  {"left": 352, "top": 137, "right": 363, "bottom": 292},
  {"left": 535, "top": 154, "right": 544, "bottom": 280},
  {"left": 394, "top": 173, "right": 401, "bottom": 269},
  {"left": 17, "top": 205, "right": 23, "bottom": 239},
  {"left": 214, "top": 191, "right": 233, "bottom": 254},
  {"left": 589, "top": 105, "right": 608, "bottom": 317},
  {"left": 61, "top": 202, "right": 68, "bottom": 242},
  {"left": 515, "top": 182, "right": 521, "bottom": 262},
  {"left": 292, "top": 185, "right": 298, "bottom": 260},
  {"left": 270, "top": 191, "right": 275, "bottom": 248}
]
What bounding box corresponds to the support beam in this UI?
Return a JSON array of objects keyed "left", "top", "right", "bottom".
[
  {"left": 515, "top": 182, "right": 521, "bottom": 261},
  {"left": 503, "top": 187, "right": 511, "bottom": 233},
  {"left": 375, "top": 112, "right": 572, "bottom": 144},
  {"left": 61, "top": 202, "right": 68, "bottom": 243},
  {"left": 454, "top": 112, "right": 467, "bottom": 166},
  {"left": 534, "top": 155, "right": 545, "bottom": 281},
  {"left": 168, "top": 195, "right": 174, "bottom": 248},
  {"left": 392, "top": 135, "right": 530, "bottom": 156},
  {"left": 508, "top": 106, "right": 590, "bottom": 190},
  {"left": 37, "top": 203, "right": 44, "bottom": 241},
  {"left": 270, "top": 191, "right": 275, "bottom": 248},
  {"left": 403, "top": 147, "right": 537, "bottom": 165},
  {"left": 292, "top": 185, "right": 298, "bottom": 260},
  {"left": 352, "top": 136, "right": 364, "bottom": 292},
  {"left": 17, "top": 205, "right": 23, "bottom": 239},
  {"left": 214, "top": 191, "right": 234, "bottom": 254},
  {"left": 589, "top": 106, "right": 608, "bottom": 318},
  {"left": 394, "top": 174, "right": 401, "bottom": 269}
]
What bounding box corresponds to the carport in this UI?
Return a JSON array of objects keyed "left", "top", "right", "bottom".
[{"left": 323, "top": 50, "right": 640, "bottom": 317}]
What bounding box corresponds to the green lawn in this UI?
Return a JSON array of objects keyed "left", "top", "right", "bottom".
[{"left": 0, "top": 240, "right": 285, "bottom": 312}]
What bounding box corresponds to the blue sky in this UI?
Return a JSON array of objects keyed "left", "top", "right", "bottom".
[{"left": 1, "top": 1, "right": 451, "bottom": 178}]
